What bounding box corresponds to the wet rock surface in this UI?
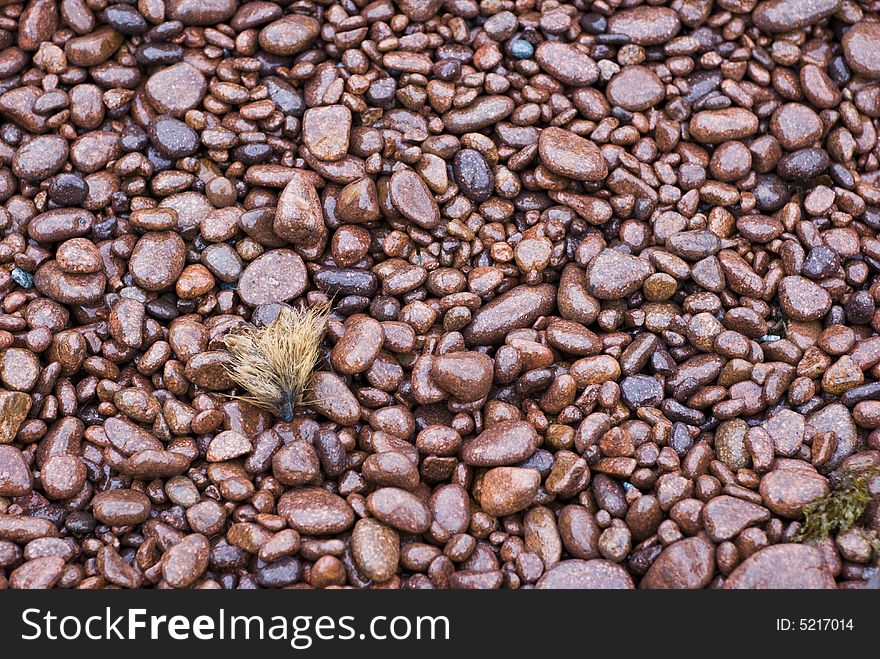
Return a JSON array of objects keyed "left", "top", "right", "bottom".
[{"left": 0, "top": 0, "right": 875, "bottom": 592}]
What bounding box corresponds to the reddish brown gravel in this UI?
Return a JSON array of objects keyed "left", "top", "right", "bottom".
[{"left": 0, "top": 0, "right": 879, "bottom": 591}]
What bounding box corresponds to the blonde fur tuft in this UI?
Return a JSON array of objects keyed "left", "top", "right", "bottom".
[{"left": 223, "top": 303, "right": 330, "bottom": 422}]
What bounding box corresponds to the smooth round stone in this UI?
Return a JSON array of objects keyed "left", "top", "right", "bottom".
[
  {"left": 34, "top": 261, "right": 105, "bottom": 305},
  {"left": 12, "top": 135, "right": 68, "bottom": 181},
  {"left": 0, "top": 391, "right": 32, "bottom": 443},
  {"left": 724, "top": 544, "right": 835, "bottom": 589},
  {"left": 336, "top": 178, "right": 381, "bottom": 223},
  {"left": 538, "top": 127, "right": 607, "bottom": 182},
  {"left": 701, "top": 495, "right": 771, "bottom": 542},
  {"left": 461, "top": 420, "right": 539, "bottom": 467},
  {"left": 536, "top": 559, "right": 634, "bottom": 589},
  {"left": 605, "top": 66, "right": 665, "bottom": 111},
  {"left": 145, "top": 62, "right": 207, "bottom": 116},
  {"left": 606, "top": 6, "right": 681, "bottom": 45},
  {"left": 302, "top": 105, "right": 351, "bottom": 161},
  {"left": 463, "top": 283, "right": 556, "bottom": 346},
  {"left": 28, "top": 208, "right": 93, "bottom": 243},
  {"left": 441, "top": 96, "right": 514, "bottom": 133},
  {"left": 479, "top": 467, "right": 540, "bottom": 516},
  {"left": 278, "top": 487, "right": 354, "bottom": 535},
  {"left": 843, "top": 22, "right": 880, "bottom": 79},
  {"left": 715, "top": 419, "right": 750, "bottom": 470},
  {"left": 309, "top": 372, "right": 361, "bottom": 426},
  {"left": 690, "top": 108, "right": 759, "bottom": 143},
  {"left": 274, "top": 172, "right": 324, "bottom": 246},
  {"left": 70, "top": 130, "right": 121, "bottom": 173},
  {"left": 778, "top": 275, "right": 832, "bottom": 321},
  {"left": 259, "top": 15, "right": 320, "bottom": 56},
  {"left": 183, "top": 351, "right": 235, "bottom": 390},
  {"left": 759, "top": 468, "right": 829, "bottom": 518},
  {"left": 201, "top": 243, "right": 242, "bottom": 283},
  {"left": 453, "top": 149, "right": 494, "bottom": 202},
  {"left": 48, "top": 174, "right": 89, "bottom": 206},
  {"left": 91, "top": 489, "right": 151, "bottom": 526},
  {"left": 331, "top": 317, "right": 384, "bottom": 375},
  {"left": 753, "top": 0, "right": 841, "bottom": 33},
  {"left": 166, "top": 0, "right": 236, "bottom": 25},
  {"left": 351, "top": 518, "right": 399, "bottom": 583},
  {"left": 128, "top": 231, "right": 186, "bottom": 292},
  {"left": 666, "top": 230, "right": 721, "bottom": 260},
  {"left": 389, "top": 169, "right": 441, "bottom": 229},
  {"left": 237, "top": 249, "right": 307, "bottom": 306},
  {"left": 64, "top": 27, "right": 123, "bottom": 66},
  {"left": 534, "top": 41, "right": 598, "bottom": 86},
  {"left": 807, "top": 403, "right": 857, "bottom": 471},
  {"left": 162, "top": 534, "right": 209, "bottom": 588},
  {"left": 103, "top": 4, "right": 148, "bottom": 34},
  {"left": 587, "top": 249, "right": 652, "bottom": 299},
  {"left": 431, "top": 351, "right": 493, "bottom": 401},
  {"left": 41, "top": 455, "right": 87, "bottom": 500},
  {"left": 770, "top": 103, "right": 823, "bottom": 150},
  {"left": 735, "top": 215, "right": 783, "bottom": 244},
  {"left": 148, "top": 116, "right": 199, "bottom": 159},
  {"left": 640, "top": 537, "right": 715, "bottom": 589},
  {"left": 619, "top": 375, "right": 663, "bottom": 408},
  {"left": 57, "top": 238, "right": 102, "bottom": 274},
  {"left": 0, "top": 446, "right": 32, "bottom": 497},
  {"left": 778, "top": 147, "right": 829, "bottom": 180},
  {"left": 366, "top": 487, "right": 432, "bottom": 534},
  {"left": 176, "top": 264, "right": 215, "bottom": 299},
  {"left": 709, "top": 141, "right": 752, "bottom": 181}
]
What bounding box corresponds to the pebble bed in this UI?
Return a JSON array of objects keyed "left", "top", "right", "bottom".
[{"left": 0, "top": 0, "right": 879, "bottom": 590}]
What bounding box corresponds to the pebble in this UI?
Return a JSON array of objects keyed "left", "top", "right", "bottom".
[
  {"left": 259, "top": 16, "right": 321, "bottom": 56},
  {"left": 351, "top": 518, "right": 400, "bottom": 583},
  {"left": 778, "top": 276, "right": 832, "bottom": 321},
  {"left": 640, "top": 537, "right": 715, "bottom": 589},
  {"left": 0, "top": 391, "right": 31, "bottom": 443},
  {"left": 701, "top": 495, "right": 771, "bottom": 542},
  {"left": 463, "top": 284, "right": 556, "bottom": 346},
  {"left": 389, "top": 169, "right": 441, "bottom": 229},
  {"left": 148, "top": 116, "right": 200, "bottom": 160},
  {"left": 479, "top": 467, "right": 540, "bottom": 516},
  {"left": 453, "top": 149, "right": 494, "bottom": 202},
  {"left": 842, "top": 21, "right": 880, "bottom": 79},
  {"left": 606, "top": 6, "right": 681, "bottom": 45},
  {"left": 303, "top": 105, "right": 351, "bottom": 161},
  {"left": 461, "top": 420, "right": 540, "bottom": 466},
  {"left": 0, "top": 348, "right": 40, "bottom": 392},
  {"left": 753, "top": 0, "right": 841, "bottom": 33},
  {"left": 128, "top": 232, "right": 186, "bottom": 292},
  {"left": 538, "top": 127, "right": 608, "bottom": 182},
  {"left": 145, "top": 62, "right": 207, "bottom": 116},
  {"left": 534, "top": 42, "right": 598, "bottom": 87},
  {"left": 162, "top": 534, "right": 209, "bottom": 588},
  {"left": 366, "top": 487, "right": 432, "bottom": 534},
  {"left": 274, "top": 172, "right": 325, "bottom": 246},
  {"left": 536, "top": 559, "right": 634, "bottom": 589},
  {"left": 237, "top": 250, "right": 307, "bottom": 306},
  {"left": 690, "top": 108, "right": 759, "bottom": 143},
  {"left": 759, "top": 468, "right": 829, "bottom": 518},
  {"left": 606, "top": 66, "right": 665, "bottom": 111},
  {"left": 588, "top": 249, "right": 652, "bottom": 300},
  {"left": 278, "top": 487, "right": 354, "bottom": 535},
  {"left": 0, "top": 446, "right": 32, "bottom": 496},
  {"left": 724, "top": 544, "right": 835, "bottom": 589},
  {"left": 431, "top": 351, "right": 494, "bottom": 401},
  {"left": 442, "top": 96, "right": 515, "bottom": 133},
  {"left": 13, "top": 135, "right": 68, "bottom": 181},
  {"left": 91, "top": 490, "right": 152, "bottom": 526}
]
